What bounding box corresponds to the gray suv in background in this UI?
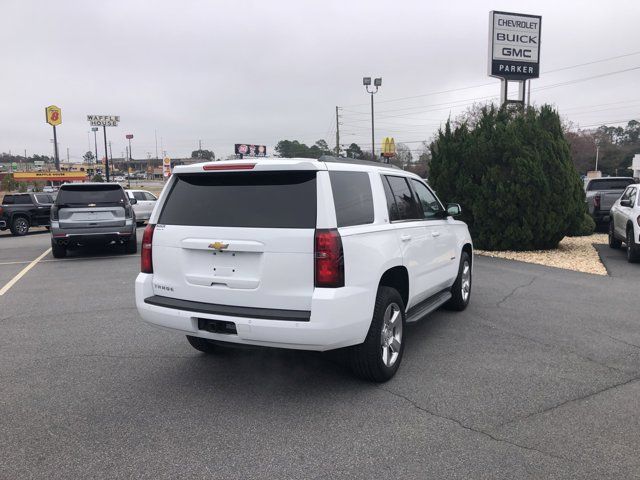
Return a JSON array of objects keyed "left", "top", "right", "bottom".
[{"left": 50, "top": 183, "right": 138, "bottom": 258}]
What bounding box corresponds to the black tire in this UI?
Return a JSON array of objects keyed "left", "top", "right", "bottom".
[
  {"left": 51, "top": 239, "right": 67, "bottom": 258},
  {"left": 350, "top": 286, "right": 405, "bottom": 382},
  {"left": 626, "top": 227, "right": 640, "bottom": 263},
  {"left": 186, "top": 335, "right": 217, "bottom": 354},
  {"left": 10, "top": 216, "right": 29, "bottom": 236},
  {"left": 609, "top": 221, "right": 622, "bottom": 249},
  {"left": 445, "top": 251, "right": 472, "bottom": 311},
  {"left": 125, "top": 230, "right": 137, "bottom": 254}
]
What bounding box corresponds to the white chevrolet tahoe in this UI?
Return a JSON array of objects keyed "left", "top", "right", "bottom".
[{"left": 135, "top": 157, "right": 473, "bottom": 381}]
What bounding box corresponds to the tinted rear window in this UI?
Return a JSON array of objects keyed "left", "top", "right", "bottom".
[
  {"left": 587, "top": 178, "right": 635, "bottom": 191},
  {"left": 34, "top": 194, "right": 53, "bottom": 204},
  {"left": 158, "top": 171, "right": 317, "bottom": 228},
  {"left": 329, "top": 171, "right": 374, "bottom": 227},
  {"left": 56, "top": 184, "right": 126, "bottom": 206}
]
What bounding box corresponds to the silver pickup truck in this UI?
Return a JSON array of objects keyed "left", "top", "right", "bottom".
[{"left": 585, "top": 177, "right": 637, "bottom": 226}]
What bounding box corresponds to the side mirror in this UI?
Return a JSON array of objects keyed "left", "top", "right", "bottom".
[
  {"left": 620, "top": 199, "right": 632, "bottom": 207},
  {"left": 447, "top": 203, "right": 462, "bottom": 216},
  {"left": 129, "top": 197, "right": 137, "bottom": 205}
]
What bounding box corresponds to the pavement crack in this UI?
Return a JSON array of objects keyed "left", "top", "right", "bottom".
[
  {"left": 590, "top": 328, "right": 640, "bottom": 351},
  {"left": 379, "top": 386, "right": 570, "bottom": 463},
  {"left": 476, "top": 320, "right": 629, "bottom": 375},
  {"left": 500, "top": 375, "right": 640, "bottom": 427},
  {"left": 496, "top": 275, "right": 539, "bottom": 308}
]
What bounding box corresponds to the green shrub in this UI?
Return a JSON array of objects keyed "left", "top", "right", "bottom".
[
  {"left": 429, "top": 105, "right": 585, "bottom": 250},
  {"left": 91, "top": 174, "right": 104, "bottom": 182},
  {"left": 567, "top": 213, "right": 596, "bottom": 237}
]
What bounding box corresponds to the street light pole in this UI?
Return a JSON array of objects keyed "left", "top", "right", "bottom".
[
  {"left": 91, "top": 127, "right": 99, "bottom": 173},
  {"left": 595, "top": 141, "right": 600, "bottom": 171},
  {"left": 363, "top": 77, "right": 382, "bottom": 160}
]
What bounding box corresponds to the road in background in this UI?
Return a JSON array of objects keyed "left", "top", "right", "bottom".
[{"left": 1, "top": 233, "right": 639, "bottom": 479}]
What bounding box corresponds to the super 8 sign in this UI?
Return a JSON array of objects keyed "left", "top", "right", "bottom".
[{"left": 45, "top": 105, "right": 62, "bottom": 126}]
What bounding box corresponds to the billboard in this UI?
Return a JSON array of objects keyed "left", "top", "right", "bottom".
[
  {"left": 13, "top": 171, "right": 86, "bottom": 181},
  {"left": 235, "top": 144, "right": 267, "bottom": 157},
  {"left": 488, "top": 11, "right": 541, "bottom": 80},
  {"left": 45, "top": 105, "right": 62, "bottom": 126},
  {"left": 87, "top": 115, "right": 120, "bottom": 127}
]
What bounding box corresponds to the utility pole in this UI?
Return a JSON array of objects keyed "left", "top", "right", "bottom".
[
  {"left": 66, "top": 147, "right": 70, "bottom": 163},
  {"left": 199, "top": 139, "right": 202, "bottom": 151},
  {"left": 595, "top": 141, "right": 600, "bottom": 171},
  {"left": 103, "top": 126, "right": 110, "bottom": 182},
  {"left": 92, "top": 127, "right": 99, "bottom": 171},
  {"left": 155, "top": 130, "right": 158, "bottom": 160},
  {"left": 108, "top": 141, "right": 113, "bottom": 164},
  {"left": 363, "top": 77, "right": 382, "bottom": 159},
  {"left": 335, "top": 106, "right": 340, "bottom": 156}
]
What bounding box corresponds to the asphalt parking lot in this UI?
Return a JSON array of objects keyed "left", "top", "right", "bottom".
[{"left": 1, "top": 230, "right": 639, "bottom": 479}]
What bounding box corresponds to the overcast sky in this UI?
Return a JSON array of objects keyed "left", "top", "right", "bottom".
[{"left": 1, "top": 0, "right": 639, "bottom": 161}]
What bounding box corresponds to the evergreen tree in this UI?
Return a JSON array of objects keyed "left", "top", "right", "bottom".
[{"left": 430, "top": 105, "right": 587, "bottom": 250}]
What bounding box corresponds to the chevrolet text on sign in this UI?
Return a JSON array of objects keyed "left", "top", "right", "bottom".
[
  {"left": 489, "top": 11, "right": 541, "bottom": 80},
  {"left": 87, "top": 115, "right": 120, "bottom": 127}
]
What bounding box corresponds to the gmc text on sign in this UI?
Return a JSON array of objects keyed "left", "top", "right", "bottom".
[{"left": 488, "top": 11, "right": 541, "bottom": 80}]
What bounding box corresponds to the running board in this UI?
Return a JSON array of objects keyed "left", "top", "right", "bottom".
[{"left": 405, "top": 290, "right": 452, "bottom": 323}]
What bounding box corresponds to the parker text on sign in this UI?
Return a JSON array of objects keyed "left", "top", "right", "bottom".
[{"left": 488, "top": 11, "right": 541, "bottom": 80}]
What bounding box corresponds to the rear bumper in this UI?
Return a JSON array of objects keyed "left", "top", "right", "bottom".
[
  {"left": 135, "top": 273, "right": 374, "bottom": 351},
  {"left": 51, "top": 220, "right": 136, "bottom": 244}
]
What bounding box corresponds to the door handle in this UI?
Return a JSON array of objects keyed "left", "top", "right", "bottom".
[
  {"left": 400, "top": 234, "right": 412, "bottom": 242},
  {"left": 431, "top": 231, "right": 441, "bottom": 237}
]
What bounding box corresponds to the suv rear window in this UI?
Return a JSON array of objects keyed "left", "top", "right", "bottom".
[
  {"left": 587, "top": 178, "right": 635, "bottom": 191},
  {"left": 56, "top": 184, "right": 126, "bottom": 206},
  {"left": 329, "top": 171, "right": 374, "bottom": 227},
  {"left": 158, "top": 171, "right": 317, "bottom": 228}
]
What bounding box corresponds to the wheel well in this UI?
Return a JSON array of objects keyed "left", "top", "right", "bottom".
[
  {"left": 379, "top": 266, "right": 409, "bottom": 308},
  {"left": 462, "top": 243, "right": 472, "bottom": 264},
  {"left": 11, "top": 213, "right": 29, "bottom": 224}
]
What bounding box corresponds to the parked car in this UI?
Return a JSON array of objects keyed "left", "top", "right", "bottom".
[
  {"left": 125, "top": 189, "right": 157, "bottom": 225},
  {"left": 609, "top": 183, "right": 640, "bottom": 262},
  {"left": 43, "top": 185, "right": 55, "bottom": 193},
  {"left": 50, "top": 183, "right": 138, "bottom": 258},
  {"left": 0, "top": 192, "right": 54, "bottom": 236},
  {"left": 585, "top": 177, "right": 637, "bottom": 226},
  {"left": 135, "top": 157, "right": 473, "bottom": 381},
  {"left": 113, "top": 176, "right": 126, "bottom": 183}
]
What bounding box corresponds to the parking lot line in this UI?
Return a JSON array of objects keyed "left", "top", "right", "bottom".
[{"left": 0, "top": 248, "right": 51, "bottom": 296}]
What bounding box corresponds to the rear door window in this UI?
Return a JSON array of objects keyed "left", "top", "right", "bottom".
[
  {"left": 383, "top": 175, "right": 421, "bottom": 221},
  {"left": 34, "top": 194, "right": 53, "bottom": 204},
  {"left": 158, "top": 171, "right": 317, "bottom": 228},
  {"left": 329, "top": 171, "right": 374, "bottom": 227},
  {"left": 14, "top": 195, "right": 32, "bottom": 205},
  {"left": 56, "top": 185, "right": 126, "bottom": 206},
  {"left": 2, "top": 195, "right": 15, "bottom": 204},
  {"left": 133, "top": 192, "right": 146, "bottom": 201},
  {"left": 143, "top": 192, "right": 157, "bottom": 201}
]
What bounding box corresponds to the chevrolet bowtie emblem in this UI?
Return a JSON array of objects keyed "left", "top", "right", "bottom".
[{"left": 209, "top": 242, "right": 229, "bottom": 250}]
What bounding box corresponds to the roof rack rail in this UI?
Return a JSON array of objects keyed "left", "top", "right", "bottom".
[{"left": 317, "top": 155, "right": 400, "bottom": 169}]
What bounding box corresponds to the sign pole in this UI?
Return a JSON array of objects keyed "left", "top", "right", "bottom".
[
  {"left": 103, "top": 126, "right": 110, "bottom": 182},
  {"left": 52, "top": 125, "right": 60, "bottom": 171}
]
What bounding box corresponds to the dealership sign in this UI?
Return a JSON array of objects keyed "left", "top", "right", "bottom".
[
  {"left": 235, "top": 144, "right": 267, "bottom": 157},
  {"left": 87, "top": 115, "right": 120, "bottom": 127},
  {"left": 488, "top": 11, "right": 541, "bottom": 80}
]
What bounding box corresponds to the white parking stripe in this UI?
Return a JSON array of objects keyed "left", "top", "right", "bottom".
[
  {"left": 0, "top": 248, "right": 51, "bottom": 296},
  {"left": 0, "top": 254, "right": 140, "bottom": 266}
]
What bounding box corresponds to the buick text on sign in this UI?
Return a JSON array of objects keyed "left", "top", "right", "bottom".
[{"left": 488, "top": 11, "right": 541, "bottom": 80}]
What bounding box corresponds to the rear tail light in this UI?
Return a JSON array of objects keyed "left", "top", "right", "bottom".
[
  {"left": 51, "top": 205, "right": 59, "bottom": 221},
  {"left": 594, "top": 194, "right": 601, "bottom": 210},
  {"left": 141, "top": 224, "right": 155, "bottom": 274},
  {"left": 125, "top": 204, "right": 133, "bottom": 219},
  {"left": 314, "top": 229, "right": 344, "bottom": 288}
]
